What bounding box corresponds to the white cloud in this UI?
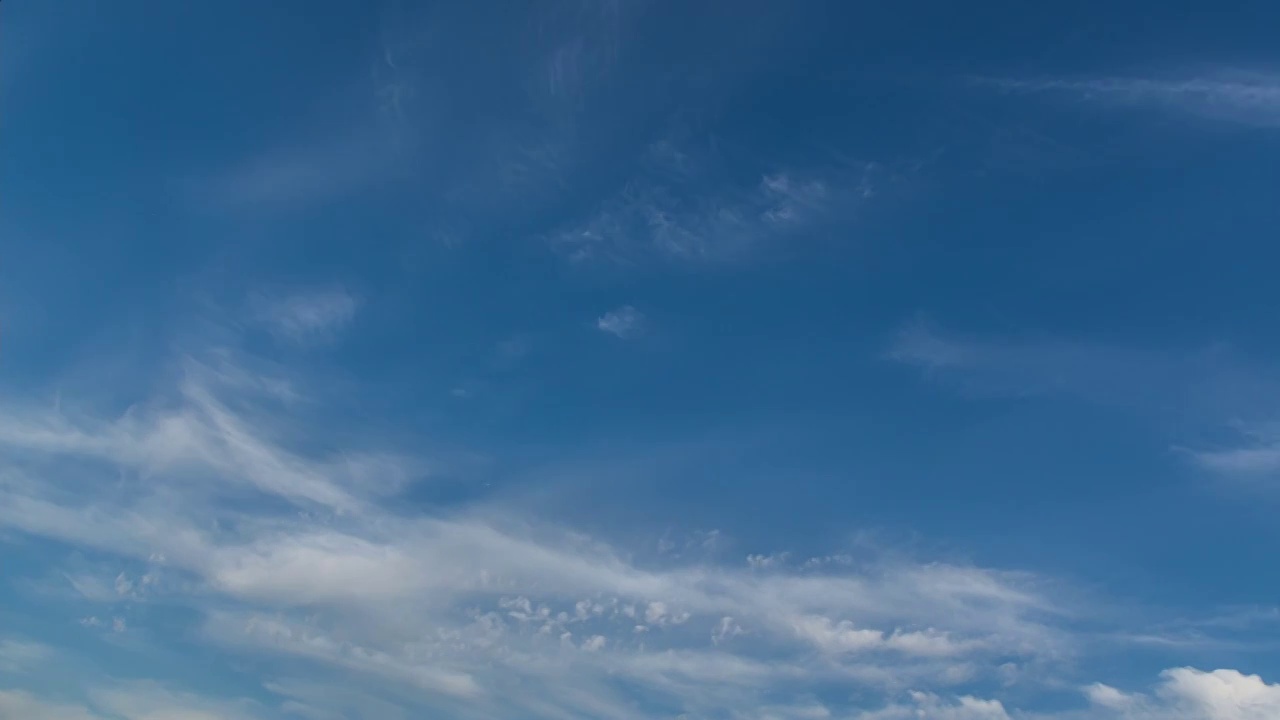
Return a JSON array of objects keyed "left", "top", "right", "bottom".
[
  {"left": 1084, "top": 667, "right": 1280, "bottom": 720},
  {"left": 0, "top": 333, "right": 1263, "bottom": 719},
  {"left": 0, "top": 344, "right": 1072, "bottom": 716},
  {"left": 980, "top": 71, "right": 1280, "bottom": 128},
  {"left": 597, "top": 306, "right": 645, "bottom": 339},
  {"left": 791, "top": 615, "right": 973, "bottom": 658},
  {"left": 854, "top": 691, "right": 1011, "bottom": 719},
  {"left": 249, "top": 288, "right": 359, "bottom": 346}
]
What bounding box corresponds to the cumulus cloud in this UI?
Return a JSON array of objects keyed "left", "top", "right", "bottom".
[
  {"left": 979, "top": 71, "right": 1280, "bottom": 128},
  {"left": 1084, "top": 667, "right": 1280, "bottom": 720},
  {"left": 596, "top": 305, "right": 645, "bottom": 339}
]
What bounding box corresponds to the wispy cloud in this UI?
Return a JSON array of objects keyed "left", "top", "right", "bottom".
[
  {"left": 596, "top": 306, "right": 645, "bottom": 339},
  {"left": 0, "top": 639, "right": 52, "bottom": 674},
  {"left": 551, "top": 138, "right": 878, "bottom": 265},
  {"left": 249, "top": 288, "right": 360, "bottom": 347},
  {"left": 1187, "top": 422, "right": 1280, "bottom": 479},
  {"left": 0, "top": 316, "right": 1273, "bottom": 718},
  {"left": 979, "top": 70, "right": 1280, "bottom": 127},
  {"left": 0, "top": 681, "right": 267, "bottom": 720},
  {"left": 888, "top": 320, "right": 1280, "bottom": 486},
  {"left": 195, "top": 121, "right": 411, "bottom": 213},
  {"left": 0, "top": 331, "right": 1096, "bottom": 719}
]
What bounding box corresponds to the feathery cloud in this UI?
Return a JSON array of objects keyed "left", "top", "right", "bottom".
[
  {"left": 551, "top": 137, "right": 878, "bottom": 265},
  {"left": 249, "top": 288, "right": 360, "bottom": 347},
  {"left": 0, "top": 319, "right": 1271, "bottom": 718},
  {"left": 0, "top": 338, "right": 1081, "bottom": 718}
]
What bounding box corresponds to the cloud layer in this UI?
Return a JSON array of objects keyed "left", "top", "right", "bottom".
[{"left": 0, "top": 312, "right": 1271, "bottom": 718}]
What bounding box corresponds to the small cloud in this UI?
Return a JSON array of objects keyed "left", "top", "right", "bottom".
[
  {"left": 747, "top": 552, "right": 791, "bottom": 570},
  {"left": 250, "top": 288, "right": 359, "bottom": 346},
  {"left": 712, "top": 617, "right": 744, "bottom": 645},
  {"left": 596, "top": 306, "right": 645, "bottom": 339},
  {"left": 111, "top": 618, "right": 127, "bottom": 633}
]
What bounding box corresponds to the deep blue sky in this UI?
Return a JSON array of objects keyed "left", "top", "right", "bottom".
[{"left": 3, "top": 2, "right": 1280, "bottom": 719}]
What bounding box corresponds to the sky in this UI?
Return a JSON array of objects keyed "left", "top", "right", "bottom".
[{"left": 2, "top": 1, "right": 1280, "bottom": 718}]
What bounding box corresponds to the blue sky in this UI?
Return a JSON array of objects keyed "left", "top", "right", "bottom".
[{"left": 3, "top": 1, "right": 1280, "bottom": 718}]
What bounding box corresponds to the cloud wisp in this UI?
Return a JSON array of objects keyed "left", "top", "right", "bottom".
[
  {"left": 248, "top": 288, "right": 360, "bottom": 347},
  {"left": 887, "top": 320, "right": 1280, "bottom": 487},
  {"left": 978, "top": 71, "right": 1280, "bottom": 128},
  {"left": 551, "top": 137, "right": 879, "bottom": 266},
  {"left": 597, "top": 305, "right": 645, "bottom": 339}
]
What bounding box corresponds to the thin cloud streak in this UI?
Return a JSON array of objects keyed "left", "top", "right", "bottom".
[
  {"left": 888, "top": 320, "right": 1280, "bottom": 487},
  {"left": 551, "top": 136, "right": 879, "bottom": 265},
  {"left": 249, "top": 288, "right": 360, "bottom": 347},
  {"left": 978, "top": 71, "right": 1280, "bottom": 127}
]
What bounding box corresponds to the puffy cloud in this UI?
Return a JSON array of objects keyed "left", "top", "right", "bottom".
[{"left": 1085, "top": 667, "right": 1280, "bottom": 720}]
